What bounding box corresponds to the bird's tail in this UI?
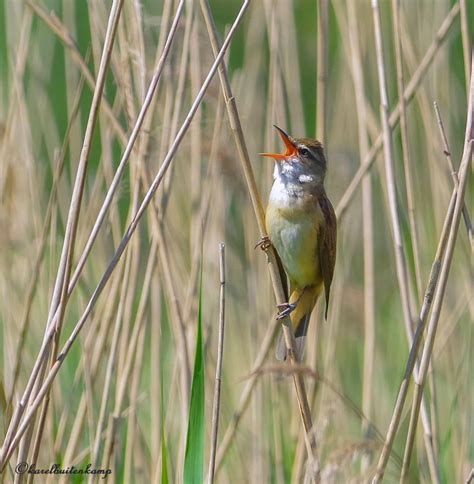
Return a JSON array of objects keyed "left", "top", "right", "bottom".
[
  {"left": 275, "top": 285, "right": 322, "bottom": 361},
  {"left": 275, "top": 313, "right": 310, "bottom": 361}
]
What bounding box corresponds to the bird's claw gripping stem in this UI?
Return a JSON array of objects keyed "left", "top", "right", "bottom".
[
  {"left": 255, "top": 235, "right": 272, "bottom": 251},
  {"left": 276, "top": 302, "right": 296, "bottom": 320}
]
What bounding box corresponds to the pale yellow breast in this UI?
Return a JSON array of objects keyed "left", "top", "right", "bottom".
[{"left": 266, "top": 203, "right": 323, "bottom": 289}]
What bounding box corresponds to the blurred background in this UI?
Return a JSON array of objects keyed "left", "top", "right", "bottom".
[{"left": 0, "top": 0, "right": 472, "bottom": 482}]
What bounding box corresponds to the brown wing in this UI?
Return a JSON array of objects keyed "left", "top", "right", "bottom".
[{"left": 317, "top": 193, "right": 337, "bottom": 319}]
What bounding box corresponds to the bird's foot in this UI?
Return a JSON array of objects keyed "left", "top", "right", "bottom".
[
  {"left": 276, "top": 302, "right": 297, "bottom": 320},
  {"left": 255, "top": 235, "right": 272, "bottom": 251}
]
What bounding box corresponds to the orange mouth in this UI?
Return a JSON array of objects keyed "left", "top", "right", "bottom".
[{"left": 260, "top": 125, "right": 297, "bottom": 160}]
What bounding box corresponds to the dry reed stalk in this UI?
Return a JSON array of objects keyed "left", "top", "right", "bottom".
[
  {"left": 213, "top": 315, "right": 280, "bottom": 474},
  {"left": 391, "top": 0, "right": 423, "bottom": 300},
  {"left": 316, "top": 0, "right": 328, "bottom": 145},
  {"left": 90, "top": 247, "right": 135, "bottom": 477},
  {"left": 459, "top": 0, "right": 471, "bottom": 94},
  {"left": 345, "top": 1, "right": 375, "bottom": 475},
  {"left": 336, "top": 2, "right": 460, "bottom": 221},
  {"left": 270, "top": 378, "right": 285, "bottom": 484},
  {"left": 2, "top": 0, "right": 125, "bottom": 471},
  {"left": 208, "top": 243, "right": 226, "bottom": 484},
  {"left": 0, "top": 1, "right": 250, "bottom": 469},
  {"left": 373, "top": 0, "right": 409, "bottom": 372},
  {"left": 124, "top": 0, "right": 146, "bottom": 104},
  {"left": 150, "top": 278, "right": 162, "bottom": 483},
  {"left": 79, "top": 335, "right": 96, "bottom": 462},
  {"left": 116, "top": 22, "right": 138, "bottom": 126},
  {"left": 123, "top": 322, "right": 148, "bottom": 483},
  {"left": 198, "top": 0, "right": 319, "bottom": 475},
  {"left": 116, "top": 239, "right": 141, "bottom": 388},
  {"left": 400, "top": 59, "right": 474, "bottom": 483},
  {"left": 434, "top": 102, "right": 473, "bottom": 244},
  {"left": 190, "top": 8, "right": 203, "bottom": 248}
]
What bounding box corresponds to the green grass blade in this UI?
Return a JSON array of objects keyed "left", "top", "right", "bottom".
[{"left": 183, "top": 271, "right": 205, "bottom": 484}]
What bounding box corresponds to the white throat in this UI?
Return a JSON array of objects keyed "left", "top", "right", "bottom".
[{"left": 269, "top": 163, "right": 320, "bottom": 208}]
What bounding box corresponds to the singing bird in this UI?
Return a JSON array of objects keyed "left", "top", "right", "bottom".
[{"left": 261, "top": 126, "right": 337, "bottom": 361}]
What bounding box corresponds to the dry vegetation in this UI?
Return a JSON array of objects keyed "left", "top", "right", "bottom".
[{"left": 0, "top": 0, "right": 472, "bottom": 483}]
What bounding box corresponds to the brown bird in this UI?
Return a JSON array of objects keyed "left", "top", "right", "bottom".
[{"left": 261, "top": 126, "right": 337, "bottom": 360}]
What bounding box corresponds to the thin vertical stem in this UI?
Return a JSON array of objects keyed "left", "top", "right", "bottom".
[
  {"left": 213, "top": 315, "right": 280, "bottom": 474},
  {"left": 346, "top": 1, "right": 375, "bottom": 474},
  {"left": 208, "top": 243, "right": 226, "bottom": 484},
  {"left": 434, "top": 102, "right": 473, "bottom": 244},
  {"left": 391, "top": 0, "right": 423, "bottom": 299},
  {"left": 459, "top": 0, "right": 471, "bottom": 94},
  {"left": 316, "top": 0, "right": 328, "bottom": 144}
]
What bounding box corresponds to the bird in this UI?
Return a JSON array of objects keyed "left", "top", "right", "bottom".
[{"left": 261, "top": 125, "right": 337, "bottom": 361}]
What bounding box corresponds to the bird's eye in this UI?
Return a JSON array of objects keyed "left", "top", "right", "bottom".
[{"left": 299, "top": 148, "right": 310, "bottom": 157}]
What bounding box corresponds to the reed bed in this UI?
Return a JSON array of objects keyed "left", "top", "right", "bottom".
[{"left": 0, "top": 0, "right": 472, "bottom": 482}]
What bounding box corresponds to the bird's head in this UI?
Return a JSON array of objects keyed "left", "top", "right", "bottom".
[{"left": 261, "top": 125, "right": 327, "bottom": 186}]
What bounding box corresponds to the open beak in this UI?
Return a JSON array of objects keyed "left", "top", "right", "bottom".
[{"left": 260, "top": 125, "right": 297, "bottom": 161}]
